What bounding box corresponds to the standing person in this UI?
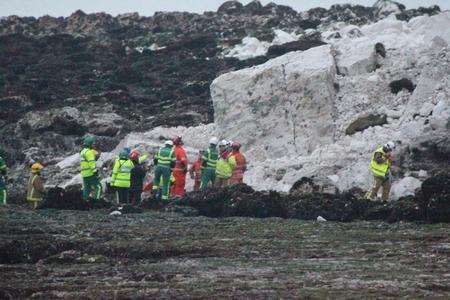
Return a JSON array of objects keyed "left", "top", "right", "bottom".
[
  {"left": 366, "top": 141, "right": 396, "bottom": 202},
  {"left": 200, "top": 137, "right": 219, "bottom": 190},
  {"left": 215, "top": 140, "right": 236, "bottom": 188},
  {"left": 229, "top": 142, "right": 247, "bottom": 185},
  {"left": 0, "top": 152, "right": 7, "bottom": 205},
  {"left": 189, "top": 150, "right": 203, "bottom": 192},
  {"left": 26, "top": 163, "right": 45, "bottom": 209},
  {"left": 110, "top": 150, "right": 134, "bottom": 204},
  {"left": 152, "top": 140, "right": 176, "bottom": 203},
  {"left": 129, "top": 150, "right": 147, "bottom": 205},
  {"left": 171, "top": 136, "right": 188, "bottom": 198},
  {"left": 80, "top": 136, "right": 102, "bottom": 202}
]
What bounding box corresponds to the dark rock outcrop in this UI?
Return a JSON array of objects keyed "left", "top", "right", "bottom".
[
  {"left": 217, "top": 1, "right": 244, "bottom": 15},
  {"left": 40, "top": 186, "right": 112, "bottom": 210},
  {"left": 345, "top": 114, "right": 388, "bottom": 135},
  {"left": 389, "top": 78, "right": 415, "bottom": 94},
  {"left": 267, "top": 35, "right": 326, "bottom": 56},
  {"left": 375, "top": 42, "right": 386, "bottom": 57},
  {"left": 177, "top": 174, "right": 450, "bottom": 223}
]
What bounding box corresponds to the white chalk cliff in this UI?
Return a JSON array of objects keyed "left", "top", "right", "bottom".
[{"left": 57, "top": 12, "right": 450, "bottom": 199}]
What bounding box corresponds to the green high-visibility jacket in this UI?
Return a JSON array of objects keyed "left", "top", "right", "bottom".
[
  {"left": 216, "top": 155, "right": 236, "bottom": 179},
  {"left": 202, "top": 147, "right": 219, "bottom": 169},
  {"left": 156, "top": 147, "right": 176, "bottom": 167},
  {"left": 80, "top": 148, "right": 97, "bottom": 178},
  {"left": 370, "top": 146, "right": 391, "bottom": 178},
  {"left": 111, "top": 158, "right": 135, "bottom": 188}
]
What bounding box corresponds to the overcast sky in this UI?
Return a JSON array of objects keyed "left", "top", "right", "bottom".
[{"left": 1, "top": 0, "right": 448, "bottom": 17}]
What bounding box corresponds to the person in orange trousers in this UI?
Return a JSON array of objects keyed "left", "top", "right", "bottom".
[
  {"left": 189, "top": 150, "right": 203, "bottom": 192},
  {"left": 171, "top": 136, "right": 188, "bottom": 197},
  {"left": 229, "top": 142, "right": 247, "bottom": 185}
]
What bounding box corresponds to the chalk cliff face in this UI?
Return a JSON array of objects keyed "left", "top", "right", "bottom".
[
  {"left": 212, "top": 45, "right": 338, "bottom": 161},
  {"left": 210, "top": 12, "right": 450, "bottom": 196},
  {"left": 0, "top": 0, "right": 446, "bottom": 200}
]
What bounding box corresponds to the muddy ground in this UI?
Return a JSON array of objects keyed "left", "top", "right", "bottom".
[{"left": 1, "top": 205, "right": 449, "bottom": 299}]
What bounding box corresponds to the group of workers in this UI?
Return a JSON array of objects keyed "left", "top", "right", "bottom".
[
  {"left": 80, "top": 135, "right": 247, "bottom": 205},
  {"left": 0, "top": 138, "right": 397, "bottom": 209}
]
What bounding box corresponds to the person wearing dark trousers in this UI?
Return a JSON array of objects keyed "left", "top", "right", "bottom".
[{"left": 130, "top": 150, "right": 147, "bottom": 205}]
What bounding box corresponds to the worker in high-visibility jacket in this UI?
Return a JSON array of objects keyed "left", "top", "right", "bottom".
[
  {"left": 152, "top": 140, "right": 176, "bottom": 203},
  {"left": 0, "top": 153, "right": 7, "bottom": 205},
  {"left": 110, "top": 150, "right": 135, "bottom": 204},
  {"left": 80, "top": 136, "right": 102, "bottom": 201},
  {"left": 200, "top": 137, "right": 219, "bottom": 190},
  {"left": 215, "top": 140, "right": 236, "bottom": 188},
  {"left": 366, "top": 141, "right": 395, "bottom": 202},
  {"left": 26, "top": 163, "right": 45, "bottom": 209}
]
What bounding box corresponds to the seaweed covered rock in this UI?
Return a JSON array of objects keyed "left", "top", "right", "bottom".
[
  {"left": 40, "top": 186, "right": 111, "bottom": 210},
  {"left": 179, "top": 173, "right": 450, "bottom": 223},
  {"left": 288, "top": 192, "right": 374, "bottom": 222},
  {"left": 419, "top": 173, "right": 450, "bottom": 223},
  {"left": 181, "top": 184, "right": 370, "bottom": 221}
]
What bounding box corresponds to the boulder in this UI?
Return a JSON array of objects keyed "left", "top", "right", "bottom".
[
  {"left": 345, "top": 114, "right": 387, "bottom": 135},
  {"left": 22, "top": 107, "right": 85, "bottom": 135},
  {"left": 373, "top": 0, "right": 404, "bottom": 18},
  {"left": 289, "top": 176, "right": 339, "bottom": 195},
  {"left": 390, "top": 176, "right": 422, "bottom": 200},
  {"left": 334, "top": 40, "right": 379, "bottom": 75},
  {"left": 217, "top": 1, "right": 244, "bottom": 15},
  {"left": 211, "top": 45, "right": 337, "bottom": 161},
  {"left": 86, "top": 113, "right": 123, "bottom": 137},
  {"left": 389, "top": 78, "right": 415, "bottom": 94},
  {"left": 244, "top": 1, "right": 264, "bottom": 15}
]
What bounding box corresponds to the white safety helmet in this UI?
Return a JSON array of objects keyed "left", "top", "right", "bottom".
[
  {"left": 218, "top": 139, "right": 228, "bottom": 146},
  {"left": 165, "top": 140, "right": 174, "bottom": 146},
  {"left": 385, "top": 141, "right": 395, "bottom": 151},
  {"left": 209, "top": 137, "right": 218, "bottom": 145}
]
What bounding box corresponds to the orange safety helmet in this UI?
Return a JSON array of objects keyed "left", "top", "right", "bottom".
[{"left": 172, "top": 136, "right": 183, "bottom": 146}]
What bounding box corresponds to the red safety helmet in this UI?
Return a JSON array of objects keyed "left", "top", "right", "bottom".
[
  {"left": 129, "top": 150, "right": 140, "bottom": 161},
  {"left": 172, "top": 136, "right": 183, "bottom": 146},
  {"left": 231, "top": 142, "right": 241, "bottom": 150}
]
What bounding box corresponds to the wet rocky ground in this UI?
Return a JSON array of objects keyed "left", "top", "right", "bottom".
[{"left": 1, "top": 205, "right": 449, "bottom": 298}]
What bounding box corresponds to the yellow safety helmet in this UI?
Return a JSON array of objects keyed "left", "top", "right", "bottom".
[{"left": 31, "top": 163, "right": 44, "bottom": 173}]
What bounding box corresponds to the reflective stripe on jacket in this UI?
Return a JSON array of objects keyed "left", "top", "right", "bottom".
[
  {"left": 80, "top": 148, "right": 97, "bottom": 178},
  {"left": 27, "top": 174, "right": 43, "bottom": 202},
  {"left": 370, "top": 146, "right": 391, "bottom": 178},
  {"left": 111, "top": 158, "right": 134, "bottom": 188},
  {"left": 156, "top": 147, "right": 176, "bottom": 167},
  {"left": 202, "top": 147, "right": 218, "bottom": 169}
]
